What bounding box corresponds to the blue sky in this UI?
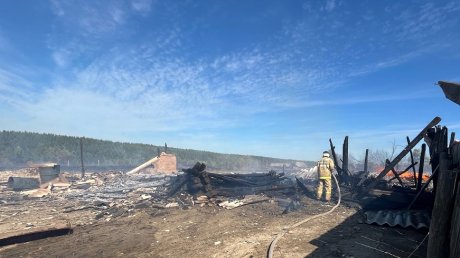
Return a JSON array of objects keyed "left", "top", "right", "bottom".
[{"left": 0, "top": 0, "right": 459, "bottom": 161}]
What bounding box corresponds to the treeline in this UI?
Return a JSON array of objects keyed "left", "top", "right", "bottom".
[{"left": 0, "top": 131, "right": 311, "bottom": 171}]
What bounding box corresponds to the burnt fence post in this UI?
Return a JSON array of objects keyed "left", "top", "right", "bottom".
[{"left": 427, "top": 152, "right": 455, "bottom": 258}]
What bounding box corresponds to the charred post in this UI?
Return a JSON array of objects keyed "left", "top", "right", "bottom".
[
  {"left": 450, "top": 180, "right": 460, "bottom": 257},
  {"left": 417, "top": 144, "right": 426, "bottom": 191},
  {"left": 364, "top": 149, "right": 369, "bottom": 176},
  {"left": 343, "top": 136, "right": 349, "bottom": 177},
  {"left": 80, "top": 137, "right": 85, "bottom": 178},
  {"left": 363, "top": 149, "right": 369, "bottom": 181},
  {"left": 407, "top": 136, "right": 417, "bottom": 187},
  {"left": 428, "top": 126, "right": 449, "bottom": 195},
  {"left": 427, "top": 152, "right": 455, "bottom": 258},
  {"left": 329, "top": 138, "right": 343, "bottom": 177}
]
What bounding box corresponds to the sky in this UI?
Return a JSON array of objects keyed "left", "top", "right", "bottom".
[{"left": 0, "top": 0, "right": 459, "bottom": 161}]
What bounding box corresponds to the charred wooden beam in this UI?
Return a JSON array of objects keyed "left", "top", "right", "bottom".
[
  {"left": 417, "top": 144, "right": 426, "bottom": 191},
  {"left": 386, "top": 159, "right": 405, "bottom": 187},
  {"left": 356, "top": 150, "right": 370, "bottom": 187},
  {"left": 388, "top": 162, "right": 418, "bottom": 182},
  {"left": 427, "top": 152, "right": 456, "bottom": 258},
  {"left": 0, "top": 223, "right": 72, "bottom": 247},
  {"left": 329, "top": 138, "right": 343, "bottom": 175},
  {"left": 407, "top": 164, "right": 439, "bottom": 210},
  {"left": 362, "top": 116, "right": 441, "bottom": 194},
  {"left": 364, "top": 149, "right": 369, "bottom": 177},
  {"left": 450, "top": 179, "right": 460, "bottom": 257},
  {"left": 343, "top": 136, "right": 349, "bottom": 179},
  {"left": 295, "top": 177, "right": 309, "bottom": 194},
  {"left": 429, "top": 126, "right": 449, "bottom": 195},
  {"left": 80, "top": 137, "right": 85, "bottom": 178},
  {"left": 407, "top": 136, "right": 417, "bottom": 187}
]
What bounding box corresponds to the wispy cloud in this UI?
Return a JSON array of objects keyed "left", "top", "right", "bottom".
[
  {"left": 5, "top": 0, "right": 457, "bottom": 136},
  {"left": 47, "top": 0, "right": 154, "bottom": 67},
  {"left": 50, "top": 0, "right": 127, "bottom": 35},
  {"left": 324, "top": 0, "right": 337, "bottom": 12},
  {"left": 131, "top": 0, "right": 153, "bottom": 15},
  {"left": 1, "top": 1, "right": 459, "bottom": 159},
  {"left": 283, "top": 0, "right": 460, "bottom": 81}
]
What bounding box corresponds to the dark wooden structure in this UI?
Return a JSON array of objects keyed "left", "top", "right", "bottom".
[
  {"left": 170, "top": 162, "right": 295, "bottom": 198},
  {"left": 426, "top": 126, "right": 460, "bottom": 258},
  {"left": 80, "top": 137, "right": 85, "bottom": 177}
]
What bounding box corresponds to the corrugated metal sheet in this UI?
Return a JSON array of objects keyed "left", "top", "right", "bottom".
[{"left": 364, "top": 210, "right": 431, "bottom": 229}]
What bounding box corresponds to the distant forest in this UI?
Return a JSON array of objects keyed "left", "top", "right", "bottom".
[{"left": 0, "top": 131, "right": 313, "bottom": 171}]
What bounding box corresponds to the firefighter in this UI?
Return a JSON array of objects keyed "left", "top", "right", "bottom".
[{"left": 316, "top": 151, "right": 335, "bottom": 202}]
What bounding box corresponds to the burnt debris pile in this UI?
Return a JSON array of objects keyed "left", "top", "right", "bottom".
[{"left": 169, "top": 162, "right": 296, "bottom": 198}]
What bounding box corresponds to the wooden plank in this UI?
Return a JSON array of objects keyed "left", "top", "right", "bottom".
[
  {"left": 0, "top": 223, "right": 72, "bottom": 247},
  {"left": 427, "top": 152, "right": 456, "bottom": 258},
  {"left": 363, "top": 116, "right": 441, "bottom": 193}
]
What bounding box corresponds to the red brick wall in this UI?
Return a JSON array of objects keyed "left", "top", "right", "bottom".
[{"left": 152, "top": 153, "right": 177, "bottom": 174}]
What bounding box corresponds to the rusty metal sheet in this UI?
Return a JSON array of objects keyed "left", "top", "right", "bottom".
[{"left": 364, "top": 210, "right": 430, "bottom": 229}]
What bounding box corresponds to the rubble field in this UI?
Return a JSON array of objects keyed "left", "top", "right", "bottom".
[{"left": 0, "top": 169, "right": 428, "bottom": 258}]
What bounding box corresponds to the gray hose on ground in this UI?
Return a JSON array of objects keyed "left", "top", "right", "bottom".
[{"left": 267, "top": 173, "right": 341, "bottom": 258}]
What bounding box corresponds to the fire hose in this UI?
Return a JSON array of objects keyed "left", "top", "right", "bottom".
[{"left": 267, "top": 173, "right": 341, "bottom": 258}]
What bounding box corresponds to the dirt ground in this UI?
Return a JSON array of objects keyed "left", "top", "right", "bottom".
[{"left": 0, "top": 195, "right": 428, "bottom": 258}]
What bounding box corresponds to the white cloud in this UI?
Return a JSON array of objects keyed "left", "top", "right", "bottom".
[
  {"left": 77, "top": 4, "right": 126, "bottom": 34},
  {"left": 0, "top": 68, "right": 35, "bottom": 99},
  {"left": 51, "top": 49, "right": 70, "bottom": 67},
  {"left": 131, "top": 0, "right": 153, "bottom": 15},
  {"left": 324, "top": 0, "right": 337, "bottom": 12},
  {"left": 50, "top": 0, "right": 65, "bottom": 16},
  {"left": 1, "top": 0, "right": 458, "bottom": 159}
]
